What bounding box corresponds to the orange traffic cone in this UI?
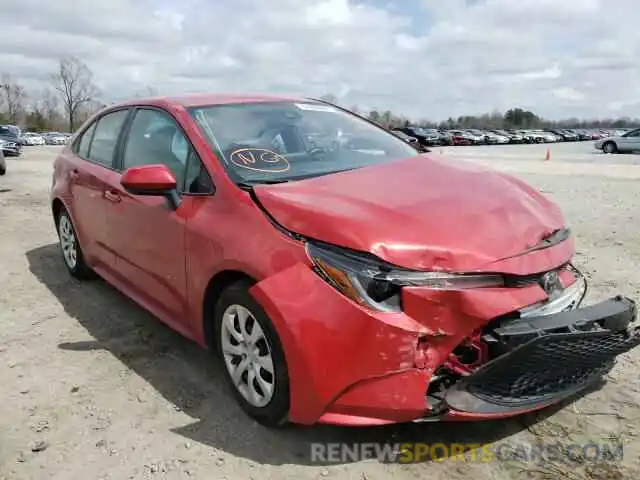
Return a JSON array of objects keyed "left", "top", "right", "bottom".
[{"left": 545, "top": 148, "right": 550, "bottom": 161}]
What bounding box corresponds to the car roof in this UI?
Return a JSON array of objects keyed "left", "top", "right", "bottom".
[{"left": 114, "top": 93, "right": 307, "bottom": 109}]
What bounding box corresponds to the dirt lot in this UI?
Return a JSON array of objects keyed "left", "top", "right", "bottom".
[{"left": 1, "top": 143, "right": 640, "bottom": 480}]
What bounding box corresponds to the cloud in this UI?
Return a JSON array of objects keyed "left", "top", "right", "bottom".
[{"left": 0, "top": 0, "right": 638, "bottom": 120}]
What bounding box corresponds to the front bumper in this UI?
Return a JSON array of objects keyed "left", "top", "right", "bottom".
[
  {"left": 1, "top": 143, "right": 21, "bottom": 156},
  {"left": 250, "top": 262, "right": 639, "bottom": 426},
  {"left": 442, "top": 296, "right": 639, "bottom": 418}
]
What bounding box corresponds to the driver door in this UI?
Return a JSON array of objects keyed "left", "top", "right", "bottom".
[{"left": 103, "top": 108, "right": 193, "bottom": 327}]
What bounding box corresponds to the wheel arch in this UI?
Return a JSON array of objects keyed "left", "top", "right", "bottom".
[
  {"left": 202, "top": 270, "right": 258, "bottom": 348},
  {"left": 52, "top": 197, "right": 65, "bottom": 223}
]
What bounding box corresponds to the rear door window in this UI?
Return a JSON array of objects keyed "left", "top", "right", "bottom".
[
  {"left": 87, "top": 109, "right": 130, "bottom": 168},
  {"left": 76, "top": 122, "right": 97, "bottom": 159}
]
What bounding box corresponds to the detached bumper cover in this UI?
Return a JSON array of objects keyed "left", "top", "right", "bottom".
[{"left": 444, "top": 296, "right": 639, "bottom": 415}]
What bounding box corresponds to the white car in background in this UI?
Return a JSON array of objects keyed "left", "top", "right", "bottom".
[
  {"left": 22, "top": 132, "right": 46, "bottom": 145},
  {"left": 595, "top": 127, "right": 640, "bottom": 154},
  {"left": 530, "top": 130, "right": 561, "bottom": 142},
  {"left": 484, "top": 131, "right": 511, "bottom": 144},
  {"left": 43, "top": 132, "right": 68, "bottom": 145}
]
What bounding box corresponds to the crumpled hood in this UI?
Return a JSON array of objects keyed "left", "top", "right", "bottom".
[{"left": 252, "top": 154, "right": 570, "bottom": 272}]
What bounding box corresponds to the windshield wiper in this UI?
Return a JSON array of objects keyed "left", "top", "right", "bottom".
[
  {"left": 237, "top": 179, "right": 290, "bottom": 190},
  {"left": 237, "top": 168, "right": 360, "bottom": 190}
]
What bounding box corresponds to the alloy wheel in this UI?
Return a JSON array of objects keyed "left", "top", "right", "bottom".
[
  {"left": 58, "top": 214, "right": 78, "bottom": 269},
  {"left": 220, "top": 304, "right": 275, "bottom": 408}
]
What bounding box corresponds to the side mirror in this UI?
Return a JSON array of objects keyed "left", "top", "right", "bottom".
[{"left": 120, "top": 164, "right": 181, "bottom": 209}]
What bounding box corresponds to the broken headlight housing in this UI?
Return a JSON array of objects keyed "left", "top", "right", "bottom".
[{"left": 305, "top": 241, "right": 505, "bottom": 313}]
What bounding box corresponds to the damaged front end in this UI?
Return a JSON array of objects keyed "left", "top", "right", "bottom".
[
  {"left": 303, "top": 240, "right": 640, "bottom": 423},
  {"left": 419, "top": 267, "right": 640, "bottom": 421}
]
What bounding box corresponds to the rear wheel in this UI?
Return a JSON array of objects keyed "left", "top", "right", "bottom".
[
  {"left": 56, "top": 208, "right": 95, "bottom": 279},
  {"left": 603, "top": 141, "right": 617, "bottom": 154},
  {"left": 214, "top": 280, "right": 290, "bottom": 427}
]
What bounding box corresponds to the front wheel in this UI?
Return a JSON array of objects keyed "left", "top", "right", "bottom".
[{"left": 214, "top": 280, "right": 290, "bottom": 427}]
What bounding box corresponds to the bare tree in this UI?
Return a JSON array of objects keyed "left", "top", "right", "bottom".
[
  {"left": 134, "top": 85, "right": 158, "bottom": 98},
  {"left": 40, "top": 88, "right": 60, "bottom": 119},
  {"left": 0, "top": 74, "right": 28, "bottom": 124},
  {"left": 50, "top": 56, "right": 99, "bottom": 132}
]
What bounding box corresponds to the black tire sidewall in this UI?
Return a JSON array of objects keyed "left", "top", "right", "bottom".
[{"left": 213, "top": 281, "right": 290, "bottom": 426}]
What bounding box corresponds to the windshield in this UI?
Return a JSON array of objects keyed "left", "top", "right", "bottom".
[{"left": 190, "top": 101, "right": 418, "bottom": 184}]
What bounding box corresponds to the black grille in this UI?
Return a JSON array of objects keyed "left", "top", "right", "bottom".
[{"left": 465, "top": 330, "right": 640, "bottom": 407}]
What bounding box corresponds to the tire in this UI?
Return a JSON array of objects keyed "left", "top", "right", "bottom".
[
  {"left": 214, "top": 280, "right": 290, "bottom": 427},
  {"left": 0, "top": 167, "right": 5, "bottom": 176},
  {"left": 56, "top": 207, "right": 95, "bottom": 279},
  {"left": 603, "top": 141, "right": 617, "bottom": 154}
]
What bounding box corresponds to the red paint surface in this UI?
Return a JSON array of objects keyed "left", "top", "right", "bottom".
[
  {"left": 51, "top": 94, "right": 584, "bottom": 427},
  {"left": 253, "top": 154, "right": 571, "bottom": 274}
]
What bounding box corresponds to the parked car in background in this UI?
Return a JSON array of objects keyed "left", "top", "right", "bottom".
[
  {"left": 463, "top": 129, "right": 490, "bottom": 144},
  {"left": 595, "top": 128, "right": 640, "bottom": 153},
  {"left": 0, "top": 142, "right": 6, "bottom": 175},
  {"left": 588, "top": 130, "right": 604, "bottom": 140},
  {"left": 490, "top": 129, "right": 524, "bottom": 144},
  {"left": 570, "top": 129, "right": 590, "bottom": 141},
  {"left": 0, "top": 126, "right": 23, "bottom": 156},
  {"left": 391, "top": 129, "right": 430, "bottom": 152},
  {"left": 0, "top": 124, "right": 22, "bottom": 140},
  {"left": 43, "top": 132, "right": 69, "bottom": 145},
  {"left": 549, "top": 129, "right": 576, "bottom": 142},
  {"left": 0, "top": 139, "right": 21, "bottom": 156},
  {"left": 446, "top": 130, "right": 473, "bottom": 145},
  {"left": 483, "top": 131, "right": 510, "bottom": 144},
  {"left": 396, "top": 126, "right": 443, "bottom": 147},
  {"left": 519, "top": 130, "right": 554, "bottom": 143},
  {"left": 0, "top": 125, "right": 20, "bottom": 141},
  {"left": 462, "top": 130, "right": 487, "bottom": 144},
  {"left": 22, "top": 132, "right": 46, "bottom": 145},
  {"left": 422, "top": 129, "right": 449, "bottom": 146}
]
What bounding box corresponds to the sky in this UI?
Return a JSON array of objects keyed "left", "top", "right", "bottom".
[{"left": 0, "top": 0, "right": 638, "bottom": 121}]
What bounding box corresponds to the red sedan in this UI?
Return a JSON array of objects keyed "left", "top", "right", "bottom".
[{"left": 50, "top": 94, "right": 640, "bottom": 427}]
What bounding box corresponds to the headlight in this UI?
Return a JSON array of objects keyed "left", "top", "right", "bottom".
[{"left": 305, "top": 242, "right": 505, "bottom": 313}]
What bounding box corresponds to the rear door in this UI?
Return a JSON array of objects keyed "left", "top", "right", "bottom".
[{"left": 65, "top": 109, "right": 131, "bottom": 271}]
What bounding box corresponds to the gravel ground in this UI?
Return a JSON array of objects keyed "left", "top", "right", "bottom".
[{"left": 1, "top": 143, "right": 639, "bottom": 480}]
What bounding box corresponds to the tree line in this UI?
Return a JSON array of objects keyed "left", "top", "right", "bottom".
[
  {"left": 319, "top": 94, "right": 639, "bottom": 130},
  {"left": 2, "top": 59, "right": 637, "bottom": 134}
]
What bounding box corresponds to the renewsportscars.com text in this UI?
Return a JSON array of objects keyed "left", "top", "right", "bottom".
[{"left": 310, "top": 441, "right": 624, "bottom": 464}]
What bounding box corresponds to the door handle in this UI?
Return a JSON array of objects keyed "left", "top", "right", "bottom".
[{"left": 104, "top": 189, "right": 121, "bottom": 203}]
